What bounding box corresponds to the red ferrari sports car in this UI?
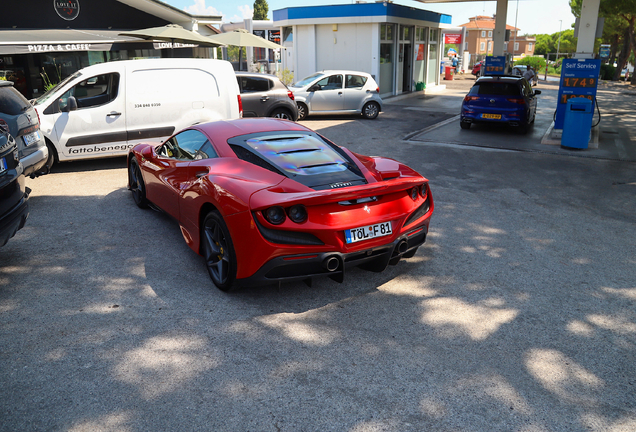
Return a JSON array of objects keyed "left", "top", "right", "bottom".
[{"left": 127, "top": 118, "right": 433, "bottom": 291}]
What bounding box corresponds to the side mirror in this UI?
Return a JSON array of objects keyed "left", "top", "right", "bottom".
[
  {"left": 534, "top": 90, "right": 542, "bottom": 95},
  {"left": 61, "top": 96, "right": 78, "bottom": 112},
  {"left": 308, "top": 84, "right": 320, "bottom": 92}
]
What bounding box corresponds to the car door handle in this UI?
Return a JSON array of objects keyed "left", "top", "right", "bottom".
[
  {"left": 338, "top": 92, "right": 343, "bottom": 95},
  {"left": 106, "top": 112, "right": 122, "bottom": 117},
  {"left": 260, "top": 96, "right": 269, "bottom": 102}
]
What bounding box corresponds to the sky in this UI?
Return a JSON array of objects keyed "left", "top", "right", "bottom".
[{"left": 167, "top": 0, "right": 576, "bottom": 36}]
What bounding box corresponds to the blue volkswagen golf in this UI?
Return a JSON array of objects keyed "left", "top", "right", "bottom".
[{"left": 460, "top": 75, "right": 541, "bottom": 134}]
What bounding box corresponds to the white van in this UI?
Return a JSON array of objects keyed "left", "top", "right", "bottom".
[{"left": 33, "top": 59, "right": 241, "bottom": 163}]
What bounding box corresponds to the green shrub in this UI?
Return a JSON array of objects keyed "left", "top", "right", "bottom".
[
  {"left": 600, "top": 64, "right": 616, "bottom": 80},
  {"left": 514, "top": 56, "right": 546, "bottom": 70},
  {"left": 276, "top": 68, "right": 294, "bottom": 86}
]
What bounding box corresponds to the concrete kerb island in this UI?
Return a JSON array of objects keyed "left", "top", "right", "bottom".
[
  {"left": 541, "top": 122, "right": 600, "bottom": 149},
  {"left": 542, "top": 79, "right": 636, "bottom": 157}
]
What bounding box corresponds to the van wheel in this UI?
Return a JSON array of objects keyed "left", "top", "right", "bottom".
[
  {"left": 362, "top": 102, "right": 380, "bottom": 119},
  {"left": 129, "top": 158, "right": 149, "bottom": 209},
  {"left": 202, "top": 211, "right": 237, "bottom": 291},
  {"left": 296, "top": 103, "right": 308, "bottom": 120},
  {"left": 270, "top": 108, "right": 293, "bottom": 120}
]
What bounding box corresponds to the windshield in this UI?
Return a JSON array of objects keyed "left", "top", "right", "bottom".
[
  {"left": 34, "top": 71, "right": 82, "bottom": 106},
  {"left": 293, "top": 73, "right": 324, "bottom": 88}
]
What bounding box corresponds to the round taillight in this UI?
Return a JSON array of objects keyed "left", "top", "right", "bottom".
[
  {"left": 288, "top": 205, "right": 307, "bottom": 223},
  {"left": 420, "top": 183, "right": 428, "bottom": 198},
  {"left": 265, "top": 206, "right": 286, "bottom": 225},
  {"left": 410, "top": 187, "right": 418, "bottom": 201}
]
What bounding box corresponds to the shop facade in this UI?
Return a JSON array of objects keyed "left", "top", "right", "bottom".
[
  {"left": 273, "top": 3, "right": 451, "bottom": 97},
  {"left": 0, "top": 0, "right": 221, "bottom": 99}
]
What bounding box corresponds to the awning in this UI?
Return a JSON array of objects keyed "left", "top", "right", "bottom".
[{"left": 0, "top": 29, "right": 186, "bottom": 55}]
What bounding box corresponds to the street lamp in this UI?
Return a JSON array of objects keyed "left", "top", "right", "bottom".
[
  {"left": 512, "top": 0, "right": 519, "bottom": 57},
  {"left": 556, "top": 20, "right": 563, "bottom": 61}
]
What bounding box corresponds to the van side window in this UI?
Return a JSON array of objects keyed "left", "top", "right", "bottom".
[
  {"left": 59, "top": 73, "right": 120, "bottom": 111},
  {"left": 158, "top": 129, "right": 211, "bottom": 161}
]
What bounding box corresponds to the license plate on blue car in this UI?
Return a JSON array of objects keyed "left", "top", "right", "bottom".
[{"left": 345, "top": 221, "right": 392, "bottom": 244}]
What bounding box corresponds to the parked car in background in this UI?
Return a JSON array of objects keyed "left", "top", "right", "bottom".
[
  {"left": 0, "top": 128, "right": 29, "bottom": 247},
  {"left": 236, "top": 72, "right": 298, "bottom": 121},
  {"left": 0, "top": 81, "right": 50, "bottom": 177},
  {"left": 472, "top": 61, "right": 484, "bottom": 76},
  {"left": 511, "top": 65, "right": 528, "bottom": 76},
  {"left": 290, "top": 71, "right": 383, "bottom": 120},
  {"left": 460, "top": 75, "right": 541, "bottom": 134},
  {"left": 33, "top": 59, "right": 241, "bottom": 166},
  {"left": 127, "top": 118, "right": 433, "bottom": 291}
]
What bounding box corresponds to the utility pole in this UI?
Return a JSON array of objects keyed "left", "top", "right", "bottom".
[
  {"left": 556, "top": 20, "right": 563, "bottom": 61},
  {"left": 512, "top": 0, "right": 519, "bottom": 58}
]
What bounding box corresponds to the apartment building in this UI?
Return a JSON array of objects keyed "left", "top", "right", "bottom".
[{"left": 459, "top": 15, "right": 535, "bottom": 61}]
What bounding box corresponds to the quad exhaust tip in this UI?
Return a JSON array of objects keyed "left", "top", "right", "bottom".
[
  {"left": 397, "top": 240, "right": 408, "bottom": 254},
  {"left": 323, "top": 256, "right": 340, "bottom": 272}
]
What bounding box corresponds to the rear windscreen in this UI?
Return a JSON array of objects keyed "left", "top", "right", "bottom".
[
  {"left": 228, "top": 131, "right": 367, "bottom": 190},
  {"left": 469, "top": 82, "right": 520, "bottom": 96},
  {"left": 0, "top": 86, "right": 30, "bottom": 115}
]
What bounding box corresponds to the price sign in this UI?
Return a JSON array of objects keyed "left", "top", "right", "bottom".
[
  {"left": 562, "top": 77, "right": 597, "bottom": 88},
  {"left": 484, "top": 56, "right": 506, "bottom": 76},
  {"left": 555, "top": 59, "right": 600, "bottom": 129}
]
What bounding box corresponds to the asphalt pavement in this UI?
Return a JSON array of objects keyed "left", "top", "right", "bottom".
[{"left": 1, "top": 79, "right": 635, "bottom": 431}]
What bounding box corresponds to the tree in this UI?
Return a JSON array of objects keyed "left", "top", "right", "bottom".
[
  {"left": 253, "top": 0, "right": 269, "bottom": 20},
  {"left": 570, "top": 0, "right": 636, "bottom": 83}
]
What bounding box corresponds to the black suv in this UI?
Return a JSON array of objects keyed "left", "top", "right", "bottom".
[
  {"left": 236, "top": 72, "right": 298, "bottom": 121},
  {"left": 0, "top": 128, "right": 29, "bottom": 247}
]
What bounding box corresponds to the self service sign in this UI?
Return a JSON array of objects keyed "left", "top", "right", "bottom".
[{"left": 555, "top": 58, "right": 601, "bottom": 129}]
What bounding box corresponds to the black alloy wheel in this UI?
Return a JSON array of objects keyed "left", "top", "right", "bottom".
[
  {"left": 271, "top": 108, "right": 293, "bottom": 120},
  {"left": 129, "top": 158, "right": 149, "bottom": 208},
  {"left": 202, "top": 212, "right": 237, "bottom": 291},
  {"left": 296, "top": 102, "right": 308, "bottom": 120},
  {"left": 362, "top": 102, "right": 380, "bottom": 119},
  {"left": 460, "top": 121, "right": 471, "bottom": 130}
]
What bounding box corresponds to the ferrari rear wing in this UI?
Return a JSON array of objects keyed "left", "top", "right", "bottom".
[{"left": 249, "top": 176, "right": 427, "bottom": 210}]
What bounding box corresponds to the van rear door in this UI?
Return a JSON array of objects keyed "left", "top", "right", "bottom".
[{"left": 53, "top": 71, "right": 128, "bottom": 159}]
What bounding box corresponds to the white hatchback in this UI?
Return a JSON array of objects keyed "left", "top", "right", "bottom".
[{"left": 290, "top": 71, "right": 383, "bottom": 120}]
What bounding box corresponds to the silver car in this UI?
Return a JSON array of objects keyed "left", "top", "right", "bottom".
[
  {"left": 290, "top": 70, "right": 383, "bottom": 120},
  {"left": 0, "top": 81, "right": 50, "bottom": 177}
]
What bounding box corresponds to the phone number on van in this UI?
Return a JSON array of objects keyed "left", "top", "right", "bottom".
[{"left": 134, "top": 103, "right": 161, "bottom": 108}]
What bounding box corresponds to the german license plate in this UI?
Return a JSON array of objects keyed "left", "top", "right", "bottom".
[
  {"left": 0, "top": 157, "right": 6, "bottom": 174},
  {"left": 345, "top": 221, "right": 392, "bottom": 244},
  {"left": 481, "top": 113, "right": 501, "bottom": 119},
  {"left": 24, "top": 131, "right": 41, "bottom": 146}
]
